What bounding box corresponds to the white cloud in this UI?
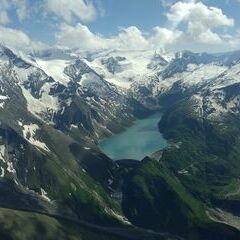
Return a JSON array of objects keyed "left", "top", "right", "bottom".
[
  {"left": 16, "top": 0, "right": 28, "bottom": 21},
  {"left": 45, "top": 0, "right": 97, "bottom": 24},
  {"left": 167, "top": 1, "right": 234, "bottom": 26},
  {"left": 56, "top": 23, "right": 185, "bottom": 51},
  {"left": 117, "top": 26, "right": 150, "bottom": 50},
  {"left": 56, "top": 24, "right": 150, "bottom": 51},
  {"left": 0, "top": 0, "right": 11, "bottom": 25},
  {"left": 150, "top": 27, "right": 183, "bottom": 48},
  {"left": 0, "top": 26, "right": 47, "bottom": 52},
  {"left": 227, "top": 30, "right": 240, "bottom": 50},
  {"left": 56, "top": 23, "right": 111, "bottom": 50},
  {"left": 0, "top": 26, "right": 30, "bottom": 48},
  {"left": 0, "top": 0, "right": 28, "bottom": 25},
  {"left": 0, "top": 10, "right": 9, "bottom": 25},
  {"left": 167, "top": 1, "right": 234, "bottom": 44}
]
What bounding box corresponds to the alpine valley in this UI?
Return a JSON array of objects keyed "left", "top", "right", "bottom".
[{"left": 1, "top": 44, "right": 240, "bottom": 240}]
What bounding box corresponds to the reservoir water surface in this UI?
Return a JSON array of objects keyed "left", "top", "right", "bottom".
[{"left": 99, "top": 113, "right": 168, "bottom": 160}]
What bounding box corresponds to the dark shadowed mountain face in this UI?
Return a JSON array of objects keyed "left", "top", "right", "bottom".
[{"left": 1, "top": 44, "right": 240, "bottom": 239}]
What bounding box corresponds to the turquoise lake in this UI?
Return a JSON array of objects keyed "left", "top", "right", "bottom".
[{"left": 98, "top": 113, "right": 168, "bottom": 160}]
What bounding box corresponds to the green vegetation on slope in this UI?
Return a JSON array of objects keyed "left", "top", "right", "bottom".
[
  {"left": 159, "top": 100, "right": 240, "bottom": 202},
  {"left": 119, "top": 158, "right": 240, "bottom": 240},
  {"left": 0, "top": 208, "right": 125, "bottom": 240}
]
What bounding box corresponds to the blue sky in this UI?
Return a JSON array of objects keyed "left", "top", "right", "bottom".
[
  {"left": 0, "top": 0, "right": 240, "bottom": 52},
  {"left": 92, "top": 0, "right": 240, "bottom": 35}
]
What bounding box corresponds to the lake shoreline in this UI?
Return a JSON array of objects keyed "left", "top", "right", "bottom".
[{"left": 98, "top": 112, "right": 168, "bottom": 161}]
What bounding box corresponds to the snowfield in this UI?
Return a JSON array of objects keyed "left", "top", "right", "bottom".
[
  {"left": 21, "top": 123, "right": 50, "bottom": 152},
  {"left": 36, "top": 59, "right": 70, "bottom": 86}
]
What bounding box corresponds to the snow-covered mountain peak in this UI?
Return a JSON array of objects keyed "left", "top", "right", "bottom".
[
  {"left": 2, "top": 44, "right": 240, "bottom": 123},
  {"left": 0, "top": 45, "right": 31, "bottom": 68}
]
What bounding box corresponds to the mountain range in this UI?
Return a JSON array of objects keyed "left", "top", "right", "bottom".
[{"left": 1, "top": 44, "right": 240, "bottom": 239}]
